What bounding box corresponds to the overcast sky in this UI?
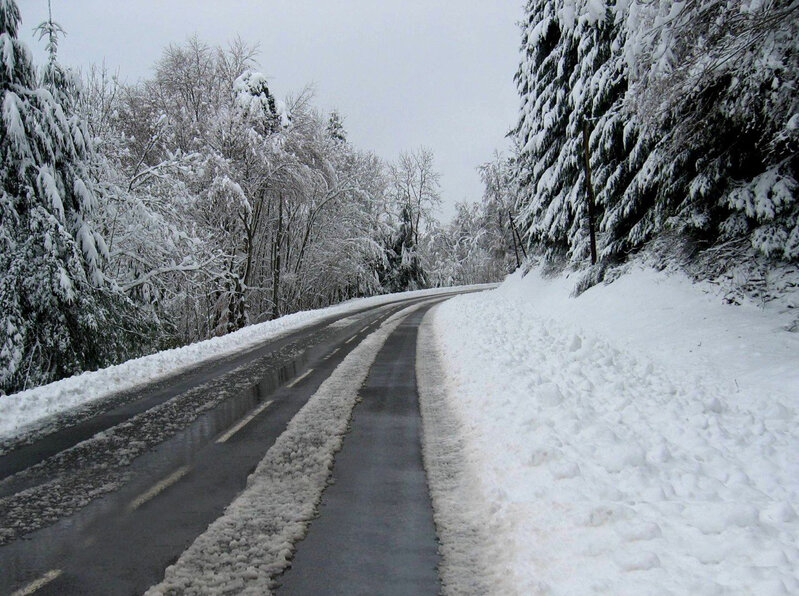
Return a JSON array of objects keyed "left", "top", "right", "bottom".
[{"left": 21, "top": 0, "right": 522, "bottom": 222}]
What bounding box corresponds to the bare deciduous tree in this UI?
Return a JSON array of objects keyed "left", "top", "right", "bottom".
[{"left": 388, "top": 147, "right": 442, "bottom": 246}]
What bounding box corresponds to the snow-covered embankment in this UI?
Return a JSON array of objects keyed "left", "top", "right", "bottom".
[{"left": 424, "top": 266, "right": 798, "bottom": 594}]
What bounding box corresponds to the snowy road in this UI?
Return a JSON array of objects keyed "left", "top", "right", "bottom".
[
  {"left": 277, "top": 306, "right": 439, "bottom": 594},
  {"left": 0, "top": 291, "right": 474, "bottom": 595}
]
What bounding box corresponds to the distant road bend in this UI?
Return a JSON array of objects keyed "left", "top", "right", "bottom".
[{"left": 0, "top": 287, "right": 487, "bottom": 595}]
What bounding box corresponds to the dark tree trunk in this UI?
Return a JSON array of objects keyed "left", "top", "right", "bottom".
[
  {"left": 271, "top": 195, "right": 283, "bottom": 320},
  {"left": 582, "top": 120, "right": 598, "bottom": 266}
]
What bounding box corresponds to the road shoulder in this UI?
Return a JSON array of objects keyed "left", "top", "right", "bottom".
[{"left": 416, "top": 305, "right": 516, "bottom": 595}]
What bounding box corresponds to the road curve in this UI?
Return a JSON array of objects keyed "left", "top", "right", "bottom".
[{"left": 0, "top": 290, "right": 473, "bottom": 595}]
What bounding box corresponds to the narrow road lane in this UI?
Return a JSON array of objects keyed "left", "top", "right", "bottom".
[{"left": 277, "top": 307, "right": 440, "bottom": 594}]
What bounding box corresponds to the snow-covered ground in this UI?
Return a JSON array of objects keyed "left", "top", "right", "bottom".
[
  {"left": 428, "top": 266, "right": 799, "bottom": 594},
  {"left": 0, "top": 286, "right": 485, "bottom": 441}
]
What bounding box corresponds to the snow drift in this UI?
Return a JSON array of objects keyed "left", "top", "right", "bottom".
[{"left": 427, "top": 265, "right": 798, "bottom": 594}]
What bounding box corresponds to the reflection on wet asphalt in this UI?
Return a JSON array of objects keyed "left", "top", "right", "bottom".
[
  {"left": 0, "top": 301, "right": 409, "bottom": 593},
  {"left": 0, "top": 291, "right": 475, "bottom": 594}
]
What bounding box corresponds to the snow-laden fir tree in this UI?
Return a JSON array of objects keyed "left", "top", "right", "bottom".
[
  {"left": 327, "top": 110, "right": 346, "bottom": 143},
  {"left": 0, "top": 0, "right": 126, "bottom": 393},
  {"left": 376, "top": 205, "right": 427, "bottom": 293},
  {"left": 619, "top": 0, "right": 799, "bottom": 261},
  {"left": 514, "top": 0, "right": 635, "bottom": 263},
  {"left": 513, "top": 0, "right": 798, "bottom": 267}
]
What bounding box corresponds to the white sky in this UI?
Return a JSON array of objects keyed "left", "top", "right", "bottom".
[{"left": 21, "top": 0, "right": 522, "bottom": 222}]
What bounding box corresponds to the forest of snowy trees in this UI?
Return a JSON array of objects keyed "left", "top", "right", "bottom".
[
  {"left": 512, "top": 0, "right": 798, "bottom": 272},
  {"left": 0, "top": 1, "right": 515, "bottom": 394},
  {"left": 5, "top": 0, "right": 794, "bottom": 395}
]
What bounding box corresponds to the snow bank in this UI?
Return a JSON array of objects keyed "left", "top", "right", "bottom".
[
  {"left": 0, "top": 286, "right": 484, "bottom": 440},
  {"left": 417, "top": 309, "right": 516, "bottom": 595},
  {"left": 431, "top": 266, "right": 799, "bottom": 594},
  {"left": 146, "top": 302, "right": 426, "bottom": 595}
]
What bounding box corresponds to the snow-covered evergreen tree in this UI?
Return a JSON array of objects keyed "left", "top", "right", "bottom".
[
  {"left": 514, "top": 0, "right": 632, "bottom": 263},
  {"left": 327, "top": 110, "right": 346, "bottom": 143},
  {"left": 620, "top": 0, "right": 799, "bottom": 261},
  {"left": 513, "top": 0, "right": 798, "bottom": 266},
  {"left": 377, "top": 205, "right": 427, "bottom": 292},
  {"left": 0, "top": 0, "right": 127, "bottom": 393}
]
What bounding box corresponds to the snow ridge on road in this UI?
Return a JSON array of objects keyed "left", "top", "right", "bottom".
[{"left": 146, "top": 302, "right": 429, "bottom": 595}]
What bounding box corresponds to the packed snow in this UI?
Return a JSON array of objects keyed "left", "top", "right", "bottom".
[
  {"left": 417, "top": 312, "right": 514, "bottom": 595},
  {"left": 146, "top": 302, "right": 427, "bottom": 594},
  {"left": 427, "top": 266, "right": 798, "bottom": 594},
  {"left": 0, "top": 286, "right": 483, "bottom": 441}
]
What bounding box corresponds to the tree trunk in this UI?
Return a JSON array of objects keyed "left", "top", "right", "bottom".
[
  {"left": 508, "top": 210, "right": 521, "bottom": 268},
  {"left": 271, "top": 195, "right": 283, "bottom": 320},
  {"left": 508, "top": 210, "right": 527, "bottom": 260},
  {"left": 582, "top": 120, "right": 598, "bottom": 266}
]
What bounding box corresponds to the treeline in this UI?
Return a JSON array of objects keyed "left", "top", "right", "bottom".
[
  {"left": 0, "top": 1, "right": 515, "bottom": 395},
  {"left": 511, "top": 0, "right": 798, "bottom": 271},
  {"left": 425, "top": 153, "right": 520, "bottom": 286},
  {"left": 81, "top": 39, "right": 405, "bottom": 343}
]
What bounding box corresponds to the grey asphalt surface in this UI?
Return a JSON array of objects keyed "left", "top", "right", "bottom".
[
  {"left": 0, "top": 290, "right": 473, "bottom": 595},
  {"left": 0, "top": 295, "right": 453, "bottom": 480},
  {"left": 277, "top": 306, "right": 440, "bottom": 595}
]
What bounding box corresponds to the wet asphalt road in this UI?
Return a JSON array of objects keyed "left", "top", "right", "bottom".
[
  {"left": 277, "top": 307, "right": 440, "bottom": 595},
  {"left": 0, "top": 291, "right": 470, "bottom": 595}
]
